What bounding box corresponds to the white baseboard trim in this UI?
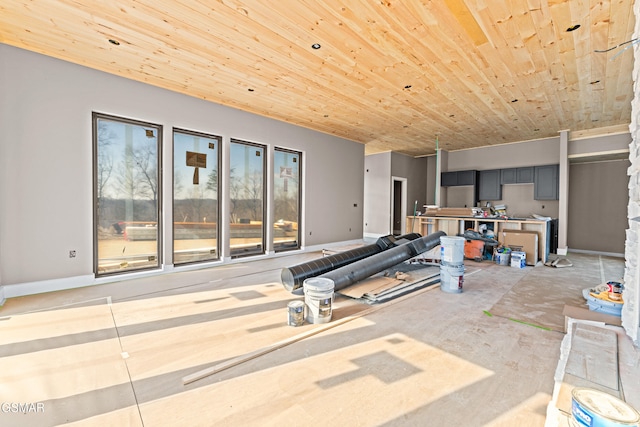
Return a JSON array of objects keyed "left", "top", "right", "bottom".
[
  {"left": 304, "top": 239, "right": 366, "bottom": 252},
  {"left": 0, "top": 239, "right": 369, "bottom": 300},
  {"left": 568, "top": 248, "right": 625, "bottom": 258},
  {"left": 557, "top": 247, "right": 568, "bottom": 256},
  {"left": 3, "top": 274, "right": 96, "bottom": 299},
  {"left": 363, "top": 232, "right": 385, "bottom": 241}
]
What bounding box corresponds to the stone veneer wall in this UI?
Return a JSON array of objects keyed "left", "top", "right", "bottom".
[{"left": 623, "top": 0, "right": 640, "bottom": 346}]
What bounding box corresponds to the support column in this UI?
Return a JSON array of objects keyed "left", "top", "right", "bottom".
[{"left": 557, "top": 130, "right": 570, "bottom": 255}]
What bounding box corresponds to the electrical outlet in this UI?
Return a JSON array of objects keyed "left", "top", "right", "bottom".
[{"left": 69, "top": 250, "right": 76, "bottom": 258}]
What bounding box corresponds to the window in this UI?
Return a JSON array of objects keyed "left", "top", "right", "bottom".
[
  {"left": 273, "top": 148, "right": 301, "bottom": 252},
  {"left": 173, "top": 129, "right": 221, "bottom": 264},
  {"left": 229, "top": 139, "right": 265, "bottom": 257},
  {"left": 93, "top": 113, "right": 161, "bottom": 275}
]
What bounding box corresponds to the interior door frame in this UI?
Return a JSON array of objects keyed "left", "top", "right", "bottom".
[{"left": 391, "top": 176, "right": 407, "bottom": 235}]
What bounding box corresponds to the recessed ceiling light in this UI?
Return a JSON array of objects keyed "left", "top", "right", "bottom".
[
  {"left": 108, "top": 39, "right": 120, "bottom": 46},
  {"left": 311, "top": 43, "right": 321, "bottom": 49},
  {"left": 566, "top": 24, "right": 580, "bottom": 32}
]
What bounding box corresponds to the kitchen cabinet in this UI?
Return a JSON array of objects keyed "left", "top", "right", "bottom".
[
  {"left": 457, "top": 170, "right": 477, "bottom": 186},
  {"left": 517, "top": 167, "right": 534, "bottom": 183},
  {"left": 534, "top": 164, "right": 559, "bottom": 200},
  {"left": 440, "top": 170, "right": 477, "bottom": 187},
  {"left": 478, "top": 169, "right": 502, "bottom": 200},
  {"left": 501, "top": 167, "right": 534, "bottom": 184},
  {"left": 441, "top": 171, "right": 458, "bottom": 187}
]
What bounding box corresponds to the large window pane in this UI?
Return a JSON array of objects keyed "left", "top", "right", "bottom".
[
  {"left": 173, "top": 129, "right": 221, "bottom": 264},
  {"left": 229, "top": 139, "right": 265, "bottom": 257},
  {"left": 273, "top": 148, "right": 301, "bottom": 252},
  {"left": 93, "top": 113, "right": 161, "bottom": 275}
]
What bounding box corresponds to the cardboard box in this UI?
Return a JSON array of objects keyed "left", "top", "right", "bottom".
[
  {"left": 500, "top": 230, "right": 538, "bottom": 265},
  {"left": 510, "top": 251, "right": 526, "bottom": 268}
]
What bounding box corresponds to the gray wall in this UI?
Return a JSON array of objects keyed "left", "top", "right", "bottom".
[
  {"left": 568, "top": 159, "right": 630, "bottom": 253},
  {"left": 446, "top": 137, "right": 561, "bottom": 169},
  {"left": 0, "top": 44, "right": 364, "bottom": 290},
  {"left": 364, "top": 153, "right": 392, "bottom": 236}
]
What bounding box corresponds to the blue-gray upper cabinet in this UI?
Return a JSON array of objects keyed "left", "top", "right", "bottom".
[
  {"left": 441, "top": 170, "right": 477, "bottom": 187},
  {"left": 534, "top": 164, "right": 559, "bottom": 200},
  {"left": 478, "top": 169, "right": 502, "bottom": 200},
  {"left": 517, "top": 167, "right": 534, "bottom": 183},
  {"left": 441, "top": 171, "right": 458, "bottom": 187},
  {"left": 501, "top": 167, "right": 534, "bottom": 184},
  {"left": 501, "top": 168, "right": 517, "bottom": 184}
]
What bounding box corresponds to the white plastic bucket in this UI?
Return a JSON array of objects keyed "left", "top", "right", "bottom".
[
  {"left": 440, "top": 236, "right": 465, "bottom": 264},
  {"left": 440, "top": 261, "right": 464, "bottom": 293},
  {"left": 303, "top": 277, "right": 335, "bottom": 324}
]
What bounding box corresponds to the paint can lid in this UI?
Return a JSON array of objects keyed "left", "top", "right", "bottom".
[
  {"left": 572, "top": 388, "right": 640, "bottom": 424},
  {"left": 287, "top": 300, "right": 305, "bottom": 309}
]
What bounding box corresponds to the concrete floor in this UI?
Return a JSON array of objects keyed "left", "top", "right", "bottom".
[{"left": 0, "top": 250, "right": 636, "bottom": 426}]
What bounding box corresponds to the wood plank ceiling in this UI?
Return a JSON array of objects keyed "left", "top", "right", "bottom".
[{"left": 0, "top": 0, "right": 635, "bottom": 157}]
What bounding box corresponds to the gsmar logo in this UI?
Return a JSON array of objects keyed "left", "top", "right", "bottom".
[{"left": 1, "top": 402, "right": 45, "bottom": 413}]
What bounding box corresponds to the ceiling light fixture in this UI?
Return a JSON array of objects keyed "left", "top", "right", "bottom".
[
  {"left": 311, "top": 43, "right": 321, "bottom": 49},
  {"left": 108, "top": 39, "right": 120, "bottom": 45},
  {"left": 566, "top": 24, "right": 580, "bottom": 32}
]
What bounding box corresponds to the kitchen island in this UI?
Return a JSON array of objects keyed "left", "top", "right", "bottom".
[{"left": 406, "top": 215, "right": 552, "bottom": 263}]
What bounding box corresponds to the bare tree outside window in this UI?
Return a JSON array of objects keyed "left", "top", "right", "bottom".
[
  {"left": 93, "top": 113, "right": 161, "bottom": 276},
  {"left": 274, "top": 148, "right": 301, "bottom": 252},
  {"left": 229, "top": 139, "right": 265, "bottom": 257},
  {"left": 173, "top": 129, "right": 221, "bottom": 264}
]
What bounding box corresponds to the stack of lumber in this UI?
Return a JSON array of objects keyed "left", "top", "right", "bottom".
[
  {"left": 338, "top": 268, "right": 440, "bottom": 304},
  {"left": 424, "top": 207, "right": 476, "bottom": 217}
]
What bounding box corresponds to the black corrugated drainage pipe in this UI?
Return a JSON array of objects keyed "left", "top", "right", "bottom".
[
  {"left": 318, "top": 231, "right": 446, "bottom": 292},
  {"left": 281, "top": 233, "right": 422, "bottom": 292}
]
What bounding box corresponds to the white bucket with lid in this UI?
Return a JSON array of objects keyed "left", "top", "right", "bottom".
[
  {"left": 440, "top": 236, "right": 465, "bottom": 264},
  {"left": 303, "top": 277, "right": 335, "bottom": 324}
]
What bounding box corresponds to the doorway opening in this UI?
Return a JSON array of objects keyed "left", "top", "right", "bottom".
[{"left": 391, "top": 177, "right": 407, "bottom": 235}]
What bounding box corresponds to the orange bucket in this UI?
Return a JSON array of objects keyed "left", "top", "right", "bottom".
[{"left": 464, "top": 239, "right": 484, "bottom": 260}]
